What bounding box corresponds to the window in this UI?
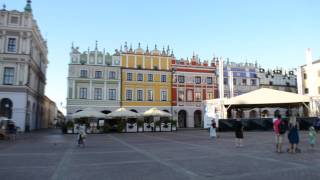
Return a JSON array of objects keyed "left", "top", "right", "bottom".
[
  {"left": 161, "top": 75, "right": 167, "bottom": 82},
  {"left": 195, "top": 89, "right": 201, "bottom": 101},
  {"left": 269, "top": 81, "right": 273, "bottom": 85},
  {"left": 3, "top": 67, "right": 16, "bottom": 85},
  {"left": 147, "top": 90, "right": 153, "bottom": 101},
  {"left": 187, "top": 90, "right": 193, "bottom": 101},
  {"left": 178, "top": 76, "right": 185, "bottom": 83},
  {"left": 137, "top": 90, "right": 143, "bottom": 101},
  {"left": 178, "top": 90, "right": 184, "bottom": 101},
  {"left": 109, "top": 89, "right": 116, "bottom": 100},
  {"left": 195, "top": 92, "right": 201, "bottom": 101},
  {"left": 94, "top": 88, "right": 102, "bottom": 100},
  {"left": 318, "top": 71, "right": 320, "bottom": 77},
  {"left": 127, "top": 73, "right": 133, "bottom": 81},
  {"left": 251, "top": 79, "right": 257, "bottom": 86},
  {"left": 286, "top": 82, "right": 290, "bottom": 87},
  {"left": 305, "top": 88, "right": 309, "bottom": 94},
  {"left": 233, "top": 78, "right": 237, "bottom": 85},
  {"left": 318, "top": 87, "right": 320, "bottom": 94},
  {"left": 161, "top": 90, "right": 167, "bottom": 101},
  {"left": 207, "top": 77, "right": 212, "bottom": 84},
  {"left": 126, "top": 89, "right": 133, "bottom": 101},
  {"left": 303, "top": 73, "right": 307, "bottom": 79},
  {"left": 224, "top": 78, "right": 228, "bottom": 85},
  {"left": 7, "top": 37, "right": 17, "bottom": 53},
  {"left": 3, "top": 67, "right": 14, "bottom": 85},
  {"left": 109, "top": 71, "right": 116, "bottom": 80},
  {"left": 195, "top": 76, "right": 201, "bottom": 84},
  {"left": 239, "top": 72, "right": 246, "bottom": 77},
  {"left": 10, "top": 16, "right": 19, "bottom": 24},
  {"left": 250, "top": 73, "right": 257, "bottom": 78},
  {"left": 95, "top": 71, "right": 102, "bottom": 79},
  {"left": 148, "top": 74, "right": 153, "bottom": 82},
  {"left": 79, "top": 88, "right": 87, "bottom": 99},
  {"left": 80, "top": 70, "right": 88, "bottom": 78},
  {"left": 242, "top": 79, "right": 247, "bottom": 85},
  {"left": 137, "top": 73, "right": 143, "bottom": 81},
  {"left": 207, "top": 92, "right": 213, "bottom": 99}
]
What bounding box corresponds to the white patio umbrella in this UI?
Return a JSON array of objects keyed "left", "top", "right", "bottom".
[
  {"left": 107, "top": 108, "right": 141, "bottom": 118},
  {"left": 143, "top": 108, "right": 172, "bottom": 117},
  {"left": 71, "top": 108, "right": 107, "bottom": 119}
]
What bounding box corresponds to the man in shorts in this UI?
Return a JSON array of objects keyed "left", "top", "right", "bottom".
[{"left": 274, "top": 114, "right": 285, "bottom": 153}]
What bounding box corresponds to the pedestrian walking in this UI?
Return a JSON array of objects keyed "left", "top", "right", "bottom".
[
  {"left": 7, "top": 122, "right": 17, "bottom": 141},
  {"left": 77, "top": 124, "right": 87, "bottom": 147},
  {"left": 287, "top": 116, "right": 300, "bottom": 153},
  {"left": 314, "top": 117, "right": 320, "bottom": 132},
  {"left": 273, "top": 114, "right": 286, "bottom": 153},
  {"left": 308, "top": 126, "right": 317, "bottom": 149},
  {"left": 210, "top": 119, "right": 217, "bottom": 139},
  {"left": 234, "top": 113, "right": 244, "bottom": 147}
]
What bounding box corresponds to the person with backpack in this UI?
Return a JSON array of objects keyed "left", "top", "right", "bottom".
[{"left": 273, "top": 114, "right": 286, "bottom": 153}]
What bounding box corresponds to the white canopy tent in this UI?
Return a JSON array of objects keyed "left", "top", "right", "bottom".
[
  {"left": 223, "top": 88, "right": 310, "bottom": 107},
  {"left": 107, "top": 108, "right": 141, "bottom": 118},
  {"left": 204, "top": 88, "right": 311, "bottom": 122},
  {"left": 143, "top": 108, "right": 172, "bottom": 117},
  {"left": 71, "top": 108, "right": 107, "bottom": 119}
]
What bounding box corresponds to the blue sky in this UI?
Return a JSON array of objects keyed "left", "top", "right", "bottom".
[{"left": 3, "top": 0, "right": 320, "bottom": 112}]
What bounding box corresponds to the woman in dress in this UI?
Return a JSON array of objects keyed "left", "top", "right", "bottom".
[
  {"left": 287, "top": 116, "right": 299, "bottom": 153},
  {"left": 210, "top": 119, "right": 217, "bottom": 139}
]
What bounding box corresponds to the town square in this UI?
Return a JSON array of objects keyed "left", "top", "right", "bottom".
[
  {"left": 0, "top": 129, "right": 320, "bottom": 180},
  {"left": 0, "top": 0, "right": 320, "bottom": 180}
]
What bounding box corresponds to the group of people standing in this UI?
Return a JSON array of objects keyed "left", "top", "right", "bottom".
[
  {"left": 273, "top": 114, "right": 317, "bottom": 153},
  {"left": 209, "top": 112, "right": 244, "bottom": 147},
  {"left": 209, "top": 113, "right": 318, "bottom": 152}
]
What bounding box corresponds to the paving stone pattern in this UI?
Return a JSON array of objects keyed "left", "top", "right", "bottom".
[{"left": 0, "top": 129, "right": 319, "bottom": 180}]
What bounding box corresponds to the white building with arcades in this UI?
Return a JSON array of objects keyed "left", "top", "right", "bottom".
[{"left": 0, "top": 1, "right": 52, "bottom": 131}]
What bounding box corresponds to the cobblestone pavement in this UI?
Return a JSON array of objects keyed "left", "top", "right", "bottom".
[{"left": 0, "top": 129, "right": 319, "bottom": 180}]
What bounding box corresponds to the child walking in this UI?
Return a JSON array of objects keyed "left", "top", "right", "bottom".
[{"left": 308, "top": 126, "right": 317, "bottom": 149}]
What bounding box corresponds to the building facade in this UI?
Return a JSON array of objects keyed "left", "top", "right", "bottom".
[
  {"left": 218, "top": 59, "right": 259, "bottom": 98},
  {"left": 172, "top": 54, "right": 217, "bottom": 128},
  {"left": 297, "top": 48, "right": 320, "bottom": 116},
  {"left": 257, "top": 68, "right": 297, "bottom": 93},
  {"left": 0, "top": 1, "right": 49, "bottom": 131},
  {"left": 216, "top": 58, "right": 298, "bottom": 119},
  {"left": 66, "top": 43, "right": 121, "bottom": 116},
  {"left": 42, "top": 96, "right": 57, "bottom": 128},
  {"left": 114, "top": 43, "right": 173, "bottom": 114}
]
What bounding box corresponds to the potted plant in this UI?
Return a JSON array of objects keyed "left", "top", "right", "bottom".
[
  {"left": 171, "top": 119, "right": 177, "bottom": 131},
  {"left": 103, "top": 124, "right": 111, "bottom": 133},
  {"left": 117, "top": 119, "right": 125, "bottom": 133},
  {"left": 137, "top": 120, "right": 144, "bottom": 132},
  {"left": 155, "top": 120, "right": 161, "bottom": 132}
]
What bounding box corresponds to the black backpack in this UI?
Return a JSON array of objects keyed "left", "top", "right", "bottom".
[{"left": 278, "top": 121, "right": 286, "bottom": 134}]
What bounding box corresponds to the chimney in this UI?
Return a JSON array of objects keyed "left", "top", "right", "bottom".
[{"left": 306, "top": 48, "right": 313, "bottom": 65}]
